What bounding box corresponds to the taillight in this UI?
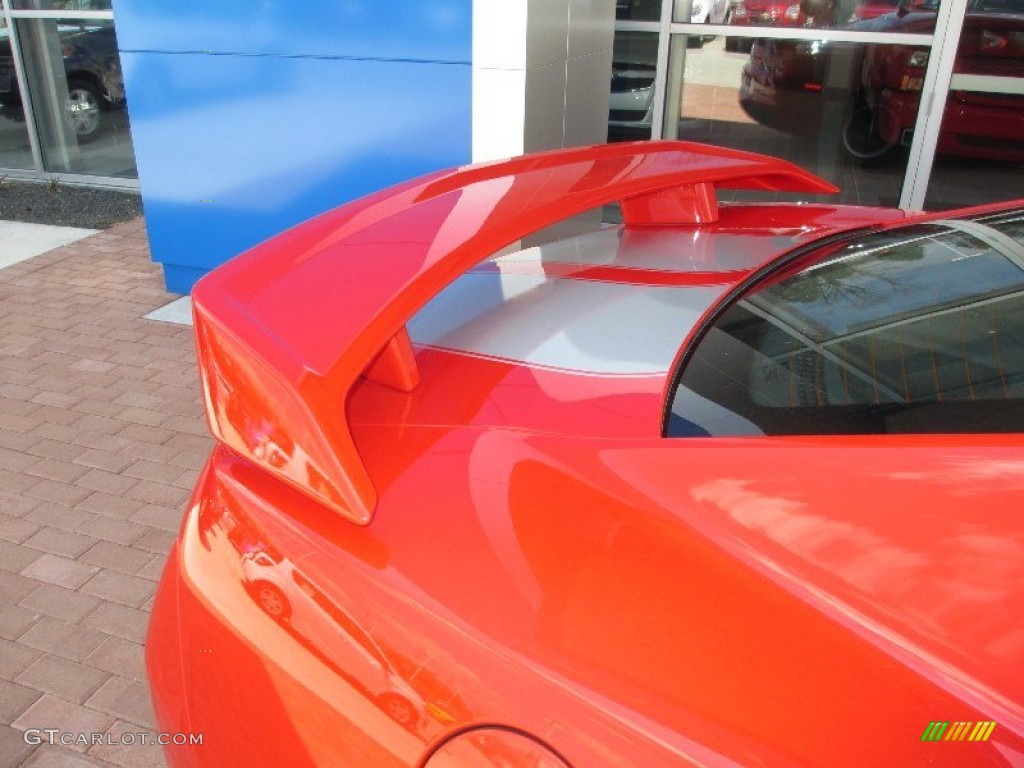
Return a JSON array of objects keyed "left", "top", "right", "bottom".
[{"left": 901, "top": 49, "right": 928, "bottom": 91}]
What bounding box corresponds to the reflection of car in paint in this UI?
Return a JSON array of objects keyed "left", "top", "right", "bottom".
[
  {"left": 0, "top": 21, "right": 123, "bottom": 139},
  {"left": 738, "top": 0, "right": 1024, "bottom": 162},
  {"left": 147, "top": 141, "right": 1024, "bottom": 767},
  {"left": 240, "top": 550, "right": 424, "bottom": 728}
]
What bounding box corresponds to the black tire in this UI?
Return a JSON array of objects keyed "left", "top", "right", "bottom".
[
  {"left": 64, "top": 77, "right": 105, "bottom": 140},
  {"left": 842, "top": 105, "right": 898, "bottom": 164},
  {"left": 250, "top": 581, "right": 291, "bottom": 620}
]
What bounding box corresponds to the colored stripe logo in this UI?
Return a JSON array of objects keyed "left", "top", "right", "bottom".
[{"left": 921, "top": 721, "right": 997, "bottom": 742}]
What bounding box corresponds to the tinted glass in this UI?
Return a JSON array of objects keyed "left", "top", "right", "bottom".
[
  {"left": 0, "top": 16, "right": 35, "bottom": 169},
  {"left": 12, "top": 1, "right": 113, "bottom": 9},
  {"left": 616, "top": 0, "right": 663, "bottom": 20},
  {"left": 667, "top": 215, "right": 1024, "bottom": 436},
  {"left": 922, "top": 4, "right": 1024, "bottom": 208},
  {"left": 663, "top": 34, "right": 942, "bottom": 207},
  {"left": 609, "top": 31, "right": 658, "bottom": 141},
  {"left": 13, "top": 18, "right": 136, "bottom": 177}
]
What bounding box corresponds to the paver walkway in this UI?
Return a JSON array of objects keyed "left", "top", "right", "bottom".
[{"left": 1, "top": 218, "right": 208, "bottom": 767}]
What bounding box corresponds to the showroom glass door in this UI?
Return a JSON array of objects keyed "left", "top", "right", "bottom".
[
  {"left": 611, "top": 0, "right": 1013, "bottom": 211},
  {"left": 0, "top": 12, "right": 35, "bottom": 168},
  {"left": 0, "top": 0, "right": 137, "bottom": 184},
  {"left": 918, "top": 0, "right": 1024, "bottom": 208}
]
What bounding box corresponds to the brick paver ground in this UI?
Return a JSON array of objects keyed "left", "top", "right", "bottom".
[{"left": 0, "top": 218, "right": 208, "bottom": 767}]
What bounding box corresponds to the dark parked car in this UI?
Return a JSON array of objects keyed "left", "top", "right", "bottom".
[{"left": 0, "top": 21, "right": 124, "bottom": 139}]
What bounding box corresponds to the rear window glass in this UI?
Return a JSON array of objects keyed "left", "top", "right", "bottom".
[{"left": 667, "top": 216, "right": 1024, "bottom": 436}]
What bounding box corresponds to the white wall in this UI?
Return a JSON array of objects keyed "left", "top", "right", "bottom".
[{"left": 473, "top": 0, "right": 615, "bottom": 162}]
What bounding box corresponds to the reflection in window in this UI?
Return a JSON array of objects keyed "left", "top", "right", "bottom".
[
  {"left": 616, "top": 0, "right": 663, "bottom": 20},
  {"left": 0, "top": 16, "right": 35, "bottom": 169},
  {"left": 13, "top": 17, "right": 135, "bottom": 177},
  {"left": 608, "top": 31, "right": 658, "bottom": 141},
  {"left": 924, "top": 0, "right": 1024, "bottom": 207},
  {"left": 12, "top": 1, "right": 114, "bottom": 10},
  {"left": 668, "top": 215, "right": 1024, "bottom": 436}
]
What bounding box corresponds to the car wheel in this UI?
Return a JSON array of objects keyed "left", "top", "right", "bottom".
[
  {"left": 64, "top": 78, "right": 104, "bottom": 140},
  {"left": 251, "top": 581, "right": 291, "bottom": 620},
  {"left": 842, "top": 105, "right": 898, "bottom": 164},
  {"left": 378, "top": 693, "right": 417, "bottom": 727}
]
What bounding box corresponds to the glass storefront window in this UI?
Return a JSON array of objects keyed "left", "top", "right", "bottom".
[
  {"left": 673, "top": 0, "right": 733, "bottom": 24},
  {"left": 661, "top": 34, "right": 935, "bottom": 207},
  {"left": 12, "top": 1, "right": 113, "bottom": 10},
  {"left": 924, "top": 0, "right": 1024, "bottom": 208},
  {"left": 616, "top": 0, "right": 663, "bottom": 21},
  {"left": 608, "top": 31, "right": 659, "bottom": 141},
  {"left": 13, "top": 16, "right": 135, "bottom": 177},
  {"left": 0, "top": 14, "right": 34, "bottom": 168}
]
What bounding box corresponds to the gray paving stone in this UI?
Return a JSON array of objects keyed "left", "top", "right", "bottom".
[
  {"left": 0, "top": 601, "right": 41, "bottom": 640},
  {"left": 20, "top": 556, "right": 99, "bottom": 591},
  {"left": 17, "top": 618, "right": 107, "bottom": 663},
  {"left": 20, "top": 585, "right": 101, "bottom": 624},
  {"left": 0, "top": 679, "right": 44, "bottom": 724},
  {"left": 0, "top": 723, "right": 37, "bottom": 767},
  {"left": 0, "top": 637, "right": 43, "bottom": 679},
  {"left": 16, "top": 656, "right": 110, "bottom": 705},
  {"left": 84, "top": 678, "right": 155, "bottom": 729},
  {"left": 13, "top": 696, "right": 115, "bottom": 754}
]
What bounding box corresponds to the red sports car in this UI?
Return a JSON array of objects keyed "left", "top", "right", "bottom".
[
  {"left": 725, "top": 0, "right": 808, "bottom": 51},
  {"left": 738, "top": 0, "right": 1024, "bottom": 162},
  {"left": 147, "top": 142, "right": 1024, "bottom": 767}
]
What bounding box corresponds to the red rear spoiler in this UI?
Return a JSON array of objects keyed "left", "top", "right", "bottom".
[{"left": 193, "top": 141, "right": 837, "bottom": 524}]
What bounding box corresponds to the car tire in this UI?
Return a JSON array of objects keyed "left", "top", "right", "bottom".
[
  {"left": 842, "top": 104, "right": 898, "bottom": 164},
  {"left": 251, "top": 581, "right": 291, "bottom": 620},
  {"left": 64, "top": 77, "right": 105, "bottom": 141},
  {"left": 378, "top": 693, "right": 417, "bottom": 727}
]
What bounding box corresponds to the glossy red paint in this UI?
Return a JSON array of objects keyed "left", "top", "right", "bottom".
[
  {"left": 192, "top": 141, "right": 835, "bottom": 525},
  {"left": 148, "top": 143, "right": 1024, "bottom": 767}
]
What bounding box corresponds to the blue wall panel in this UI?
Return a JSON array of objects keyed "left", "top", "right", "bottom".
[
  {"left": 114, "top": 1, "right": 471, "bottom": 293},
  {"left": 114, "top": 1, "right": 471, "bottom": 62}
]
